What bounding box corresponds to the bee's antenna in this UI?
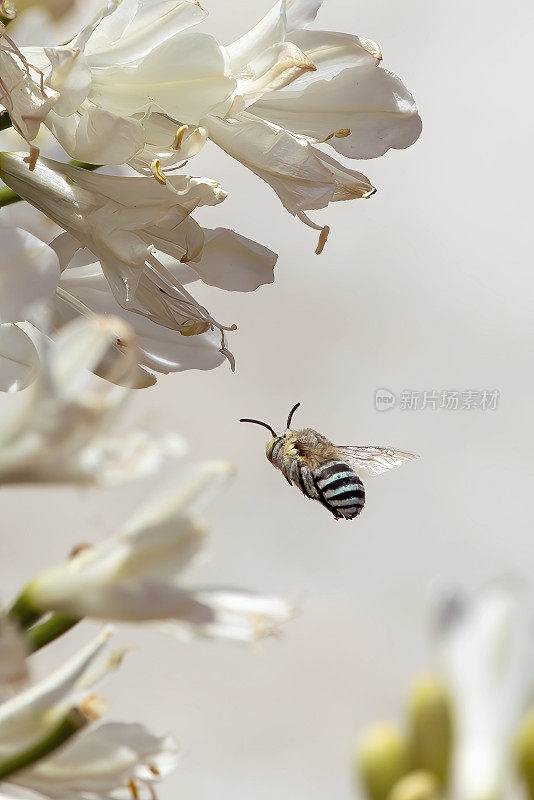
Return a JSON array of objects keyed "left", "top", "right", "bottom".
[
  {"left": 239, "top": 418, "right": 276, "bottom": 437},
  {"left": 286, "top": 402, "right": 301, "bottom": 429}
]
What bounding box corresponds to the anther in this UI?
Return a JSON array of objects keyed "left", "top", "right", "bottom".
[
  {"left": 180, "top": 320, "right": 210, "bottom": 336},
  {"left": 315, "top": 225, "right": 330, "bottom": 255},
  {"left": 172, "top": 124, "right": 188, "bottom": 150},
  {"left": 23, "top": 146, "right": 39, "bottom": 171},
  {"left": 128, "top": 780, "right": 139, "bottom": 800},
  {"left": 70, "top": 542, "right": 92, "bottom": 559},
  {"left": 149, "top": 766, "right": 160, "bottom": 776},
  {"left": 320, "top": 128, "right": 351, "bottom": 143},
  {"left": 150, "top": 159, "right": 167, "bottom": 185}
]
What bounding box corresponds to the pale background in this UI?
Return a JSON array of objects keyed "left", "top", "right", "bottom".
[{"left": 1, "top": 0, "right": 533, "bottom": 798}]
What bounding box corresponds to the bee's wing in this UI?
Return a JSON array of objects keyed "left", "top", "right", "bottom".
[{"left": 335, "top": 446, "right": 419, "bottom": 477}]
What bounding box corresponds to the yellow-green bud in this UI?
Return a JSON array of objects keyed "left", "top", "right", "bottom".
[
  {"left": 388, "top": 770, "right": 440, "bottom": 800},
  {"left": 407, "top": 676, "right": 452, "bottom": 787},
  {"left": 516, "top": 709, "right": 534, "bottom": 799},
  {"left": 356, "top": 723, "right": 409, "bottom": 800}
]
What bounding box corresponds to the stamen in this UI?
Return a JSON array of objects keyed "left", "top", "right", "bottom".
[
  {"left": 23, "top": 145, "right": 39, "bottom": 171},
  {"left": 150, "top": 159, "right": 166, "bottom": 185},
  {"left": 129, "top": 780, "right": 139, "bottom": 800},
  {"left": 315, "top": 225, "right": 330, "bottom": 255},
  {"left": 80, "top": 693, "right": 106, "bottom": 721},
  {"left": 149, "top": 766, "right": 160, "bottom": 776},
  {"left": 320, "top": 127, "right": 352, "bottom": 143},
  {"left": 172, "top": 124, "right": 188, "bottom": 150},
  {"left": 180, "top": 320, "right": 210, "bottom": 336},
  {"left": 296, "top": 210, "right": 331, "bottom": 254}
]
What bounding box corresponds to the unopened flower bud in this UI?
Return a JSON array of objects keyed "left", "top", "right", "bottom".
[
  {"left": 388, "top": 770, "right": 440, "bottom": 800},
  {"left": 356, "top": 723, "right": 408, "bottom": 800},
  {"left": 516, "top": 709, "right": 534, "bottom": 799},
  {"left": 407, "top": 676, "right": 452, "bottom": 787}
]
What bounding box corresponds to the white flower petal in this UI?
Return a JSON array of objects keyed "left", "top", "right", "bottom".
[
  {"left": 227, "top": 0, "right": 287, "bottom": 75},
  {"left": 253, "top": 42, "right": 422, "bottom": 159},
  {"left": 89, "top": 33, "right": 235, "bottom": 123},
  {"left": 193, "top": 228, "right": 276, "bottom": 291},
  {"left": 0, "top": 630, "right": 111, "bottom": 757},
  {"left": 85, "top": 0, "right": 207, "bottom": 66},
  {"left": 0, "top": 324, "right": 39, "bottom": 393},
  {"left": 0, "top": 228, "right": 60, "bottom": 323},
  {"left": 44, "top": 46, "right": 91, "bottom": 117}
]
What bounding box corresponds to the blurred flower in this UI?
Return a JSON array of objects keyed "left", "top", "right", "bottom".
[
  {"left": 0, "top": 315, "right": 183, "bottom": 484},
  {"left": 436, "top": 580, "right": 534, "bottom": 800},
  {"left": 16, "top": 461, "right": 295, "bottom": 642},
  {"left": 0, "top": 629, "right": 179, "bottom": 799},
  {"left": 354, "top": 581, "right": 534, "bottom": 800},
  {"left": 0, "top": 226, "right": 60, "bottom": 324},
  {"left": 0, "top": 153, "right": 276, "bottom": 368},
  {"left": 0, "top": 322, "right": 39, "bottom": 392},
  {"left": 356, "top": 723, "right": 409, "bottom": 800}
]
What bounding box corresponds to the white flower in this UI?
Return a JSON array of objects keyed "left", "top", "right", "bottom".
[
  {"left": 0, "top": 630, "right": 179, "bottom": 800},
  {"left": 21, "top": 0, "right": 236, "bottom": 165},
  {"left": 20, "top": 461, "right": 295, "bottom": 642},
  {"left": 435, "top": 580, "right": 534, "bottom": 800},
  {"left": 15, "top": 722, "right": 179, "bottom": 800},
  {"left": 51, "top": 225, "right": 277, "bottom": 375},
  {"left": 0, "top": 25, "right": 58, "bottom": 146},
  {"left": 0, "top": 315, "right": 183, "bottom": 485},
  {"left": 0, "top": 153, "right": 276, "bottom": 368},
  {"left": 201, "top": 0, "right": 421, "bottom": 249}
]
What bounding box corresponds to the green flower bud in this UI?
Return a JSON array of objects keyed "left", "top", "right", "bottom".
[
  {"left": 388, "top": 770, "right": 440, "bottom": 800},
  {"left": 356, "top": 723, "right": 409, "bottom": 800},
  {"left": 407, "top": 676, "right": 453, "bottom": 787},
  {"left": 516, "top": 709, "right": 534, "bottom": 799}
]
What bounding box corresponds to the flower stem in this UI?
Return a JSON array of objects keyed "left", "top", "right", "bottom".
[
  {"left": 0, "top": 158, "right": 101, "bottom": 208},
  {"left": 0, "top": 707, "right": 89, "bottom": 779},
  {"left": 7, "top": 594, "right": 42, "bottom": 629},
  {"left": 27, "top": 615, "right": 81, "bottom": 652}
]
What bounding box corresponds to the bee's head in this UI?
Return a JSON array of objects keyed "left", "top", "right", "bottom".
[{"left": 239, "top": 402, "right": 301, "bottom": 458}]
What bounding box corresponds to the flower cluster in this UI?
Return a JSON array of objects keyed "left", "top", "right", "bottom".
[
  {"left": 0, "top": 0, "right": 420, "bottom": 377},
  {"left": 0, "top": 0, "right": 421, "bottom": 796}
]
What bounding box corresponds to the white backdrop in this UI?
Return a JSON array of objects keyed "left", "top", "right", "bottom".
[{"left": 1, "top": 0, "right": 533, "bottom": 797}]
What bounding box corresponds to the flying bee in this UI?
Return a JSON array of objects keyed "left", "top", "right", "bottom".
[{"left": 239, "top": 403, "right": 418, "bottom": 520}]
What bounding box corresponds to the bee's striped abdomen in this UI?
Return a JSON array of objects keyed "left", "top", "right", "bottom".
[{"left": 313, "top": 460, "right": 365, "bottom": 519}]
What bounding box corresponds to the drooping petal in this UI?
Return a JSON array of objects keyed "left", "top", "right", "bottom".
[
  {"left": 0, "top": 48, "right": 58, "bottom": 142},
  {"left": 285, "top": 0, "right": 323, "bottom": 31},
  {"left": 233, "top": 40, "right": 317, "bottom": 110},
  {"left": 0, "top": 227, "right": 60, "bottom": 323},
  {"left": 192, "top": 228, "right": 277, "bottom": 291},
  {"left": 0, "top": 324, "right": 39, "bottom": 392},
  {"left": 204, "top": 112, "right": 374, "bottom": 214},
  {"left": 252, "top": 31, "right": 421, "bottom": 158}
]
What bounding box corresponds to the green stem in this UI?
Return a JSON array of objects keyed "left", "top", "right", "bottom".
[
  {"left": 7, "top": 594, "right": 42, "bottom": 629},
  {"left": 0, "top": 112, "right": 12, "bottom": 132},
  {"left": 0, "top": 707, "right": 88, "bottom": 780},
  {"left": 27, "top": 615, "right": 81, "bottom": 652}
]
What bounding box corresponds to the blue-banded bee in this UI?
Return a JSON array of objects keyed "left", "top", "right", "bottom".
[{"left": 240, "top": 403, "right": 417, "bottom": 520}]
